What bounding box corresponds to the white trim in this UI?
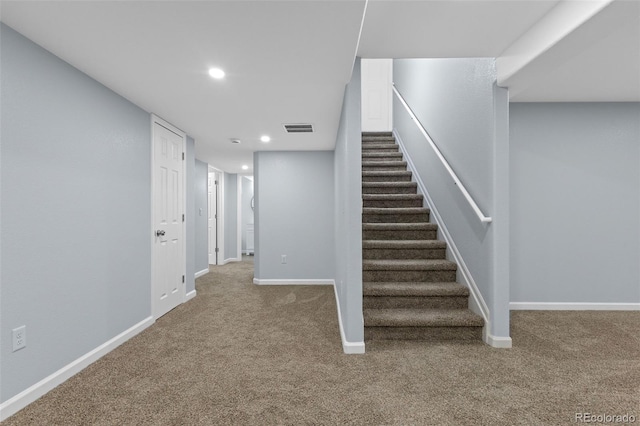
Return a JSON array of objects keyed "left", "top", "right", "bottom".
[
  {"left": 185, "top": 290, "right": 197, "bottom": 302},
  {"left": 213, "top": 169, "right": 225, "bottom": 265},
  {"left": 0, "top": 317, "right": 154, "bottom": 421},
  {"left": 394, "top": 129, "right": 490, "bottom": 326},
  {"left": 333, "top": 283, "right": 365, "bottom": 354},
  {"left": 195, "top": 268, "right": 209, "bottom": 279},
  {"left": 510, "top": 302, "right": 640, "bottom": 311},
  {"left": 253, "top": 278, "right": 334, "bottom": 286},
  {"left": 151, "top": 114, "right": 187, "bottom": 318},
  {"left": 483, "top": 327, "right": 513, "bottom": 348},
  {"left": 237, "top": 175, "right": 243, "bottom": 261}
]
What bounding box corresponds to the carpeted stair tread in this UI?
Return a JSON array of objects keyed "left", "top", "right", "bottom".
[
  {"left": 361, "top": 144, "right": 400, "bottom": 151},
  {"left": 362, "top": 222, "right": 437, "bottom": 231},
  {"left": 362, "top": 136, "right": 396, "bottom": 142},
  {"left": 362, "top": 171, "right": 412, "bottom": 177},
  {"left": 363, "top": 259, "right": 457, "bottom": 271},
  {"left": 363, "top": 207, "right": 430, "bottom": 215},
  {"left": 364, "top": 308, "right": 484, "bottom": 327},
  {"left": 362, "top": 182, "right": 417, "bottom": 189},
  {"left": 363, "top": 131, "right": 393, "bottom": 137},
  {"left": 362, "top": 152, "right": 404, "bottom": 159},
  {"left": 363, "top": 194, "right": 422, "bottom": 201},
  {"left": 363, "top": 240, "right": 446, "bottom": 249},
  {"left": 363, "top": 281, "right": 469, "bottom": 297},
  {"left": 362, "top": 160, "right": 406, "bottom": 166}
]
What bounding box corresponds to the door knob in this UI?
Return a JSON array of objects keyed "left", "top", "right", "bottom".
[{"left": 156, "top": 230, "right": 166, "bottom": 237}]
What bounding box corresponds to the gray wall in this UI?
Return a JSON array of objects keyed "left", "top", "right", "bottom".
[
  {"left": 254, "top": 151, "right": 335, "bottom": 280},
  {"left": 241, "top": 177, "right": 255, "bottom": 253},
  {"left": 186, "top": 136, "right": 196, "bottom": 294},
  {"left": 224, "top": 173, "right": 238, "bottom": 260},
  {"left": 1, "top": 24, "right": 151, "bottom": 402},
  {"left": 510, "top": 103, "right": 640, "bottom": 304},
  {"left": 393, "top": 58, "right": 510, "bottom": 338},
  {"left": 334, "top": 58, "right": 363, "bottom": 343},
  {"left": 195, "top": 160, "right": 209, "bottom": 272}
]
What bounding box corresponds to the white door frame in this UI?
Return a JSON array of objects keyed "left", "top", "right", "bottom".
[
  {"left": 208, "top": 170, "right": 218, "bottom": 265},
  {"left": 209, "top": 165, "right": 225, "bottom": 265},
  {"left": 151, "top": 114, "right": 187, "bottom": 319}
]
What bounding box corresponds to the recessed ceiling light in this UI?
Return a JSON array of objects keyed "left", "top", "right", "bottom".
[
  {"left": 241, "top": 165, "right": 249, "bottom": 170},
  {"left": 260, "top": 135, "right": 271, "bottom": 143},
  {"left": 208, "top": 68, "right": 225, "bottom": 79}
]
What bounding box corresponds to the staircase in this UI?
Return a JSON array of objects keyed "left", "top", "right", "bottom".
[{"left": 361, "top": 132, "right": 484, "bottom": 342}]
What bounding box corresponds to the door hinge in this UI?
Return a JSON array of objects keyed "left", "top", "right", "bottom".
[
  {"left": 182, "top": 275, "right": 185, "bottom": 283},
  {"left": 182, "top": 152, "right": 185, "bottom": 160},
  {"left": 182, "top": 214, "right": 185, "bottom": 222},
  {"left": 215, "top": 248, "right": 219, "bottom": 253},
  {"left": 215, "top": 180, "right": 218, "bottom": 185}
]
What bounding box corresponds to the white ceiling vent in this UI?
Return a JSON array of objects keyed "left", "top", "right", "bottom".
[{"left": 283, "top": 124, "right": 313, "bottom": 133}]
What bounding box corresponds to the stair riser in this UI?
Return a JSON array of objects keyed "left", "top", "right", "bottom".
[
  {"left": 363, "top": 199, "right": 423, "bottom": 208},
  {"left": 362, "top": 165, "right": 407, "bottom": 172},
  {"left": 362, "top": 154, "right": 404, "bottom": 161},
  {"left": 363, "top": 137, "right": 395, "bottom": 142},
  {"left": 362, "top": 175, "right": 412, "bottom": 183},
  {"left": 362, "top": 186, "right": 417, "bottom": 195},
  {"left": 363, "top": 270, "right": 457, "bottom": 282},
  {"left": 364, "top": 326, "right": 483, "bottom": 342},
  {"left": 363, "top": 213, "right": 430, "bottom": 223},
  {"left": 363, "top": 248, "right": 446, "bottom": 260},
  {"left": 363, "top": 296, "right": 468, "bottom": 309},
  {"left": 363, "top": 229, "right": 437, "bottom": 240},
  {"left": 362, "top": 147, "right": 399, "bottom": 153}
]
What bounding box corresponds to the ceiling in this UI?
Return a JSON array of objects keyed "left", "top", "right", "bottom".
[{"left": 1, "top": 1, "right": 638, "bottom": 173}]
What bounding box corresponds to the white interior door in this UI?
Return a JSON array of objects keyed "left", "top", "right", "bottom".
[
  {"left": 361, "top": 58, "right": 393, "bottom": 132},
  {"left": 152, "top": 119, "right": 185, "bottom": 319},
  {"left": 208, "top": 171, "right": 218, "bottom": 265}
]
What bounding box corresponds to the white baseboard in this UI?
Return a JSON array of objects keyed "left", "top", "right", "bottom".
[
  {"left": 185, "top": 290, "right": 197, "bottom": 302},
  {"left": 332, "top": 284, "right": 365, "bottom": 354},
  {"left": 220, "top": 257, "right": 240, "bottom": 265},
  {"left": 0, "top": 316, "right": 154, "bottom": 421},
  {"left": 483, "top": 326, "right": 512, "bottom": 348},
  {"left": 194, "top": 268, "right": 209, "bottom": 279},
  {"left": 253, "top": 278, "right": 334, "bottom": 286},
  {"left": 510, "top": 302, "right": 640, "bottom": 311}
]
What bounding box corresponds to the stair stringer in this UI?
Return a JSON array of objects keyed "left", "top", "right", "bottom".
[{"left": 392, "top": 129, "right": 495, "bottom": 345}]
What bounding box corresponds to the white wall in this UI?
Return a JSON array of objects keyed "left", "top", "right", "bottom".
[
  {"left": 361, "top": 58, "right": 392, "bottom": 132},
  {"left": 393, "top": 58, "right": 510, "bottom": 341},
  {"left": 0, "top": 23, "right": 152, "bottom": 405},
  {"left": 253, "top": 151, "right": 335, "bottom": 282},
  {"left": 510, "top": 103, "right": 640, "bottom": 308}
]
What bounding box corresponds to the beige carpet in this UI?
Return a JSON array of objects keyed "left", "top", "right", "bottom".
[{"left": 4, "top": 257, "right": 639, "bottom": 425}]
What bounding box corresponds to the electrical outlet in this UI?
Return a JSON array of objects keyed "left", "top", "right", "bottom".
[
  {"left": 281, "top": 255, "right": 287, "bottom": 264},
  {"left": 12, "top": 326, "right": 26, "bottom": 352}
]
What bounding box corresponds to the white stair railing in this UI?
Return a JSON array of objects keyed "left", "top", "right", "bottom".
[{"left": 392, "top": 84, "right": 492, "bottom": 224}]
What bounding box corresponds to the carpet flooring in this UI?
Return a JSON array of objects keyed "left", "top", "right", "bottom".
[{"left": 4, "top": 257, "right": 639, "bottom": 425}]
